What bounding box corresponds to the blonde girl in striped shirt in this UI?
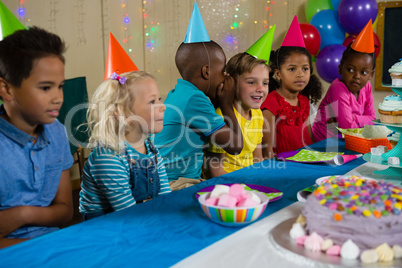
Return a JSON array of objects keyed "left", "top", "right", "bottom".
[{"left": 79, "top": 71, "right": 171, "bottom": 220}]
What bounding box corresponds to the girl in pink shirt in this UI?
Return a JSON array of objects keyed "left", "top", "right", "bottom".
[{"left": 313, "top": 44, "right": 376, "bottom": 142}]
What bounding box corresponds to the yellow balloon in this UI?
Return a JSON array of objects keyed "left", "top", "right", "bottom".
[{"left": 373, "top": 16, "right": 378, "bottom": 30}]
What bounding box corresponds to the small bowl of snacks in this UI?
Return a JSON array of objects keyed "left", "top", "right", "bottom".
[{"left": 197, "top": 184, "right": 269, "bottom": 227}]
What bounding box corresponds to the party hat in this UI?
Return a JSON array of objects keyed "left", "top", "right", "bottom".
[
  {"left": 281, "top": 15, "right": 306, "bottom": 48},
  {"left": 0, "top": 1, "right": 26, "bottom": 40},
  {"left": 246, "top": 25, "right": 276, "bottom": 63},
  {"left": 351, "top": 19, "right": 374, "bottom": 53},
  {"left": 184, "top": 1, "right": 210, "bottom": 43},
  {"left": 104, "top": 33, "right": 138, "bottom": 80}
]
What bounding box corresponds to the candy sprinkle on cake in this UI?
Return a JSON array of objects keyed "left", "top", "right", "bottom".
[{"left": 291, "top": 175, "right": 402, "bottom": 264}]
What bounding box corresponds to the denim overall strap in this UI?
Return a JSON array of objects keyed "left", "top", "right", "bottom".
[{"left": 127, "top": 139, "right": 160, "bottom": 202}]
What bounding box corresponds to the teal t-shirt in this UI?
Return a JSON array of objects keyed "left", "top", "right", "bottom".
[{"left": 154, "top": 79, "right": 225, "bottom": 181}]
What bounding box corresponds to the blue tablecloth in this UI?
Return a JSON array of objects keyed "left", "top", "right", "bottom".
[{"left": 0, "top": 138, "right": 365, "bottom": 267}]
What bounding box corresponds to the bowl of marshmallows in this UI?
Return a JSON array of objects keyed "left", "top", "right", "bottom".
[{"left": 197, "top": 183, "right": 269, "bottom": 227}]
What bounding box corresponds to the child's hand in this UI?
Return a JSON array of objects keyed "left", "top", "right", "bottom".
[
  {"left": 217, "top": 76, "right": 236, "bottom": 108},
  {"left": 0, "top": 207, "right": 26, "bottom": 238}
]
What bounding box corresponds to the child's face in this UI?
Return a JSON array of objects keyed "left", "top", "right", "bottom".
[
  {"left": 3, "top": 56, "right": 65, "bottom": 127},
  {"left": 276, "top": 53, "right": 310, "bottom": 93},
  {"left": 130, "top": 78, "right": 165, "bottom": 134},
  {"left": 236, "top": 64, "right": 269, "bottom": 110},
  {"left": 339, "top": 53, "right": 374, "bottom": 94}
]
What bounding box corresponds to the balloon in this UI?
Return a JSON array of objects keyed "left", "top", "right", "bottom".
[
  {"left": 338, "top": 0, "right": 378, "bottom": 35},
  {"left": 316, "top": 44, "right": 346, "bottom": 83},
  {"left": 343, "top": 35, "right": 355, "bottom": 47},
  {"left": 330, "top": 0, "right": 341, "bottom": 11},
  {"left": 342, "top": 33, "right": 381, "bottom": 58},
  {"left": 300, "top": 23, "right": 321, "bottom": 56},
  {"left": 373, "top": 16, "right": 378, "bottom": 30},
  {"left": 310, "top": 10, "right": 345, "bottom": 49},
  {"left": 305, "top": 0, "right": 332, "bottom": 22},
  {"left": 373, "top": 33, "right": 381, "bottom": 58}
]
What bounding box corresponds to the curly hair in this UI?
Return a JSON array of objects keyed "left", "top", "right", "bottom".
[
  {"left": 268, "top": 46, "right": 323, "bottom": 105},
  {"left": 86, "top": 71, "right": 155, "bottom": 153}
]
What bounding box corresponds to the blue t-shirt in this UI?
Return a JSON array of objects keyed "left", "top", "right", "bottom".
[
  {"left": 0, "top": 106, "right": 73, "bottom": 239},
  {"left": 154, "top": 79, "right": 225, "bottom": 181}
]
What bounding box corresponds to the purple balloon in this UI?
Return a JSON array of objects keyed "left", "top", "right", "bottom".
[
  {"left": 338, "top": 0, "right": 378, "bottom": 35},
  {"left": 316, "top": 44, "right": 346, "bottom": 83}
]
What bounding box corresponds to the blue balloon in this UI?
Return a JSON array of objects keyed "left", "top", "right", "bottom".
[
  {"left": 330, "top": 0, "right": 341, "bottom": 10},
  {"left": 310, "top": 10, "right": 345, "bottom": 49},
  {"left": 316, "top": 44, "right": 346, "bottom": 83},
  {"left": 338, "top": 0, "right": 378, "bottom": 35}
]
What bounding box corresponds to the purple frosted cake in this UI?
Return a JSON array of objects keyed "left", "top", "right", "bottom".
[{"left": 302, "top": 176, "right": 402, "bottom": 250}]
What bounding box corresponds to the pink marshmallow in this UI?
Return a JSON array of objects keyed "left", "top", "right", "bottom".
[
  {"left": 237, "top": 197, "right": 259, "bottom": 207},
  {"left": 217, "top": 194, "right": 237, "bottom": 207},
  {"left": 229, "top": 184, "right": 247, "bottom": 200},
  {"left": 204, "top": 196, "right": 218, "bottom": 206},
  {"left": 326, "top": 245, "right": 341, "bottom": 256},
  {"left": 296, "top": 235, "right": 308, "bottom": 246}
]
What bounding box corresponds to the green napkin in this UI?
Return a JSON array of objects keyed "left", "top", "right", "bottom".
[
  {"left": 286, "top": 149, "right": 343, "bottom": 162},
  {"left": 242, "top": 184, "right": 283, "bottom": 200}
]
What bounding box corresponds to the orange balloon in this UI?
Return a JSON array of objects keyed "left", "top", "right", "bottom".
[{"left": 104, "top": 33, "right": 138, "bottom": 80}]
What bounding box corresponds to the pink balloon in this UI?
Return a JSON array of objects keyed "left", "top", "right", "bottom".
[{"left": 300, "top": 23, "right": 321, "bottom": 56}]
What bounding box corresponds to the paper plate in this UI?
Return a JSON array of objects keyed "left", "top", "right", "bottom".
[
  {"left": 195, "top": 183, "right": 283, "bottom": 202},
  {"left": 276, "top": 150, "right": 342, "bottom": 164}
]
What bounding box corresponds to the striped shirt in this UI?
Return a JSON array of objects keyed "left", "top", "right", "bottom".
[{"left": 79, "top": 139, "right": 171, "bottom": 214}]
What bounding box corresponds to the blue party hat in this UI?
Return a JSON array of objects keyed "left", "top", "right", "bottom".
[{"left": 184, "top": 1, "right": 210, "bottom": 43}]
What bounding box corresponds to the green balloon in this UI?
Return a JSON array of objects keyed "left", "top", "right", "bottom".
[
  {"left": 305, "top": 0, "right": 332, "bottom": 22},
  {"left": 0, "top": 1, "right": 26, "bottom": 40}
]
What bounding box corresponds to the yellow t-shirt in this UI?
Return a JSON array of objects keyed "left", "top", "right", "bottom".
[{"left": 209, "top": 106, "right": 264, "bottom": 173}]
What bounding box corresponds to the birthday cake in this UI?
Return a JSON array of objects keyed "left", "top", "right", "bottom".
[
  {"left": 389, "top": 59, "right": 402, "bottom": 87},
  {"left": 378, "top": 95, "right": 402, "bottom": 124},
  {"left": 291, "top": 175, "right": 402, "bottom": 263}
]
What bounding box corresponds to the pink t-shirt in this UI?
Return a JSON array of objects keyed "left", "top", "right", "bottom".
[{"left": 313, "top": 78, "right": 375, "bottom": 142}]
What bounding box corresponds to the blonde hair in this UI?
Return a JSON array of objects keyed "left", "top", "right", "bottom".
[{"left": 87, "top": 71, "right": 155, "bottom": 153}]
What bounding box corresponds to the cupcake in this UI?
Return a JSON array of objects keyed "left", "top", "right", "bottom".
[
  {"left": 378, "top": 95, "right": 402, "bottom": 124},
  {"left": 388, "top": 132, "right": 400, "bottom": 148},
  {"left": 389, "top": 59, "right": 402, "bottom": 87}
]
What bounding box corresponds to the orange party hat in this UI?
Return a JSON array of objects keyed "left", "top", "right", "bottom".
[
  {"left": 281, "top": 15, "right": 306, "bottom": 48},
  {"left": 351, "top": 19, "right": 374, "bottom": 53},
  {"left": 104, "top": 33, "right": 138, "bottom": 80}
]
